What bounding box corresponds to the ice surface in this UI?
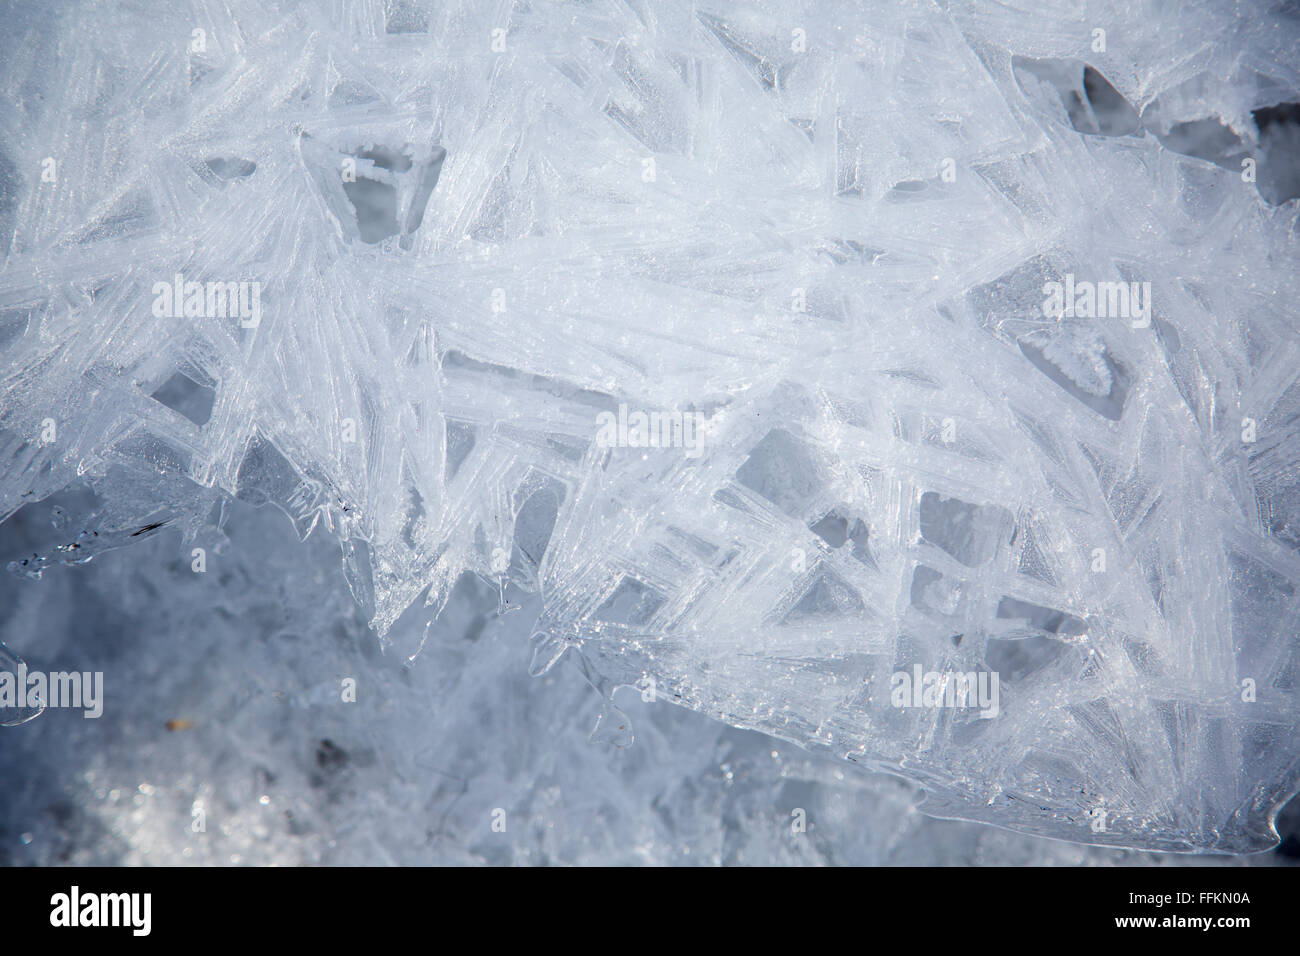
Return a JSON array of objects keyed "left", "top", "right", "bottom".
[
  {"left": 1, "top": 0, "right": 1299, "bottom": 855},
  {"left": 0, "top": 495, "right": 1288, "bottom": 865}
]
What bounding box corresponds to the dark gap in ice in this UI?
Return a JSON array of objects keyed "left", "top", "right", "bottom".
[
  {"left": 995, "top": 596, "right": 1087, "bottom": 636},
  {"left": 301, "top": 133, "right": 445, "bottom": 247},
  {"left": 1255, "top": 101, "right": 1300, "bottom": 134},
  {"left": 513, "top": 480, "right": 563, "bottom": 571},
  {"left": 1011, "top": 57, "right": 1139, "bottom": 137},
  {"left": 918, "top": 492, "right": 1006, "bottom": 567},
  {"left": 810, "top": 511, "right": 848, "bottom": 548},
  {"left": 910, "top": 564, "right": 950, "bottom": 613},
  {"left": 783, "top": 569, "right": 866, "bottom": 623},
  {"left": 1275, "top": 793, "right": 1300, "bottom": 859},
  {"left": 1081, "top": 66, "right": 1141, "bottom": 136},
  {"left": 985, "top": 634, "right": 1066, "bottom": 681},
  {"left": 403, "top": 146, "right": 445, "bottom": 238},
  {"left": 356, "top": 146, "right": 413, "bottom": 173},
  {"left": 736, "top": 428, "right": 825, "bottom": 517},
  {"left": 1017, "top": 337, "right": 1128, "bottom": 421},
  {"left": 846, "top": 518, "right": 874, "bottom": 567},
  {"left": 593, "top": 575, "right": 664, "bottom": 627},
  {"left": 1154, "top": 117, "right": 1249, "bottom": 170},
  {"left": 342, "top": 176, "right": 400, "bottom": 244},
  {"left": 1253, "top": 101, "right": 1300, "bottom": 204},
  {"left": 150, "top": 371, "right": 215, "bottom": 427}
]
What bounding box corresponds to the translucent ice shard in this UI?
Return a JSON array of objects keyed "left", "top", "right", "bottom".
[{"left": 0, "top": 643, "right": 44, "bottom": 726}]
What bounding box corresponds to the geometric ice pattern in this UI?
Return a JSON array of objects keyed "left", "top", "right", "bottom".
[{"left": 1, "top": 0, "right": 1298, "bottom": 850}]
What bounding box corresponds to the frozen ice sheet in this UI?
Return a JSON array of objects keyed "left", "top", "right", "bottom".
[{"left": 1, "top": 0, "right": 1299, "bottom": 853}]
